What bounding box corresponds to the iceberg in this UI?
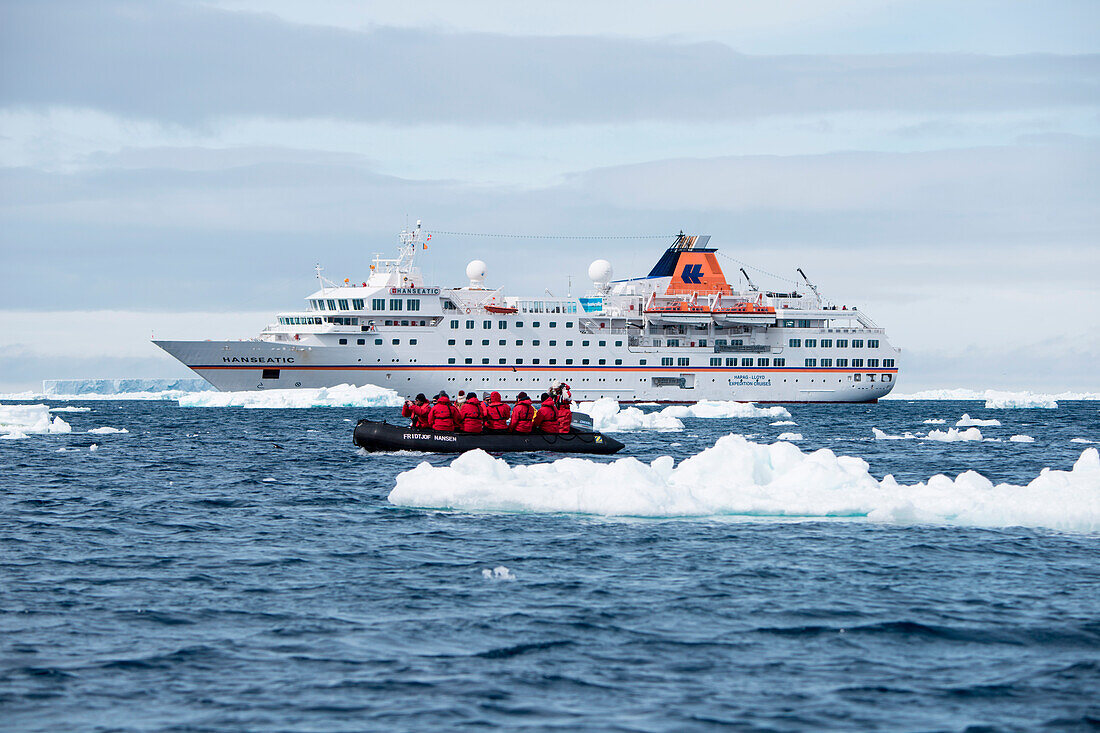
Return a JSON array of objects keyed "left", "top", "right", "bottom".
[
  {"left": 389, "top": 437, "right": 1100, "bottom": 532},
  {"left": 1, "top": 404, "right": 72, "bottom": 439},
  {"left": 956, "top": 414, "right": 1001, "bottom": 427},
  {"left": 176, "top": 383, "right": 403, "bottom": 408},
  {"left": 659, "top": 401, "right": 790, "bottom": 420},
  {"left": 577, "top": 398, "right": 684, "bottom": 432},
  {"left": 43, "top": 378, "right": 216, "bottom": 396},
  {"left": 884, "top": 388, "right": 1099, "bottom": 406}
]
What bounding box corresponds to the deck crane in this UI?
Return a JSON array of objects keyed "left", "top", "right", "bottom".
[
  {"left": 797, "top": 268, "right": 822, "bottom": 301},
  {"left": 739, "top": 267, "right": 758, "bottom": 292}
]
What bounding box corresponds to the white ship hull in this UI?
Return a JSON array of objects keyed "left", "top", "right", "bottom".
[{"left": 154, "top": 339, "right": 897, "bottom": 403}]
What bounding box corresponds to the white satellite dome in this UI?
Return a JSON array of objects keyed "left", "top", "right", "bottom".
[
  {"left": 588, "top": 259, "right": 613, "bottom": 285},
  {"left": 466, "top": 259, "right": 487, "bottom": 286}
]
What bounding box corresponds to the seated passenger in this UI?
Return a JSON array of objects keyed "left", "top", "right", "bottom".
[
  {"left": 458, "top": 392, "right": 487, "bottom": 433},
  {"left": 402, "top": 393, "right": 431, "bottom": 428},
  {"left": 533, "top": 392, "right": 559, "bottom": 433},
  {"left": 484, "top": 391, "right": 511, "bottom": 432},
  {"left": 555, "top": 398, "right": 573, "bottom": 434},
  {"left": 509, "top": 392, "right": 535, "bottom": 434},
  {"left": 427, "top": 392, "right": 460, "bottom": 431}
]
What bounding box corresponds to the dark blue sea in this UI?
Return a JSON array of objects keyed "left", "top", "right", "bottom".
[{"left": 2, "top": 399, "right": 1099, "bottom": 732}]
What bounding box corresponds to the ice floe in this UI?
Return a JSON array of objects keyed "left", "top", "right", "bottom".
[
  {"left": 771, "top": 420, "right": 798, "bottom": 426},
  {"left": 872, "top": 428, "right": 919, "bottom": 440},
  {"left": 0, "top": 405, "right": 72, "bottom": 439},
  {"left": 1072, "top": 438, "right": 1098, "bottom": 444},
  {"left": 177, "top": 383, "right": 403, "bottom": 408},
  {"left": 922, "top": 419, "right": 946, "bottom": 424},
  {"left": 956, "top": 414, "right": 1001, "bottom": 427},
  {"left": 578, "top": 399, "right": 684, "bottom": 432},
  {"left": 776, "top": 432, "right": 803, "bottom": 441},
  {"left": 50, "top": 406, "right": 92, "bottom": 413},
  {"left": 482, "top": 566, "right": 516, "bottom": 581},
  {"left": 87, "top": 427, "right": 129, "bottom": 434},
  {"left": 389, "top": 437, "right": 1100, "bottom": 531},
  {"left": 884, "top": 388, "right": 1099, "bottom": 406},
  {"left": 925, "top": 427, "right": 984, "bottom": 442},
  {"left": 660, "top": 401, "right": 790, "bottom": 419},
  {"left": 1009, "top": 435, "right": 1035, "bottom": 443}
]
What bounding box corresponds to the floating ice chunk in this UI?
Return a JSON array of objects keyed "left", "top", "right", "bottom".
[
  {"left": 482, "top": 566, "right": 516, "bottom": 581},
  {"left": 777, "top": 432, "right": 803, "bottom": 441},
  {"left": 0, "top": 405, "right": 71, "bottom": 438},
  {"left": 50, "top": 406, "right": 92, "bottom": 413},
  {"left": 177, "top": 383, "right": 404, "bottom": 408},
  {"left": 389, "top": 438, "right": 1100, "bottom": 532},
  {"left": 577, "top": 398, "right": 683, "bottom": 432},
  {"left": 262, "top": 477, "right": 276, "bottom": 483},
  {"left": 771, "top": 420, "right": 797, "bottom": 426},
  {"left": 984, "top": 391, "right": 1058, "bottom": 409},
  {"left": 872, "top": 428, "right": 918, "bottom": 440},
  {"left": 89, "top": 444, "right": 98, "bottom": 451},
  {"left": 661, "top": 401, "right": 790, "bottom": 419},
  {"left": 87, "top": 427, "right": 128, "bottom": 434},
  {"left": 1071, "top": 438, "right": 1098, "bottom": 444},
  {"left": 925, "top": 427, "right": 983, "bottom": 442},
  {"left": 1009, "top": 435, "right": 1035, "bottom": 443},
  {"left": 956, "top": 414, "right": 1001, "bottom": 427},
  {"left": 922, "top": 419, "right": 946, "bottom": 424}
]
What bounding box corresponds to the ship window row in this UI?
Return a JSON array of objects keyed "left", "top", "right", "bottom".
[
  {"left": 450, "top": 319, "right": 576, "bottom": 330},
  {"left": 311, "top": 298, "right": 420, "bottom": 312},
  {"left": 517, "top": 301, "right": 578, "bottom": 314},
  {"left": 788, "top": 338, "right": 878, "bottom": 348},
  {"left": 709, "top": 357, "right": 784, "bottom": 367},
  {"left": 444, "top": 339, "right": 622, "bottom": 348},
  {"left": 447, "top": 357, "right": 627, "bottom": 366},
  {"left": 278, "top": 317, "right": 323, "bottom": 325}
]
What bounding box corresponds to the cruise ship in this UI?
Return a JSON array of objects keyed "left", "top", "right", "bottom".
[{"left": 155, "top": 224, "right": 900, "bottom": 402}]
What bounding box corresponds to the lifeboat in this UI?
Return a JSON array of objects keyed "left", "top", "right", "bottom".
[
  {"left": 712, "top": 296, "right": 777, "bottom": 325},
  {"left": 643, "top": 296, "right": 714, "bottom": 325},
  {"left": 484, "top": 305, "right": 518, "bottom": 314}
]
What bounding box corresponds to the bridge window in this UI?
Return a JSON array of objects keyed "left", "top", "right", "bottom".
[
  {"left": 443, "top": 300, "right": 457, "bottom": 310},
  {"left": 316, "top": 300, "right": 326, "bottom": 311},
  {"left": 774, "top": 358, "right": 786, "bottom": 367},
  {"left": 327, "top": 300, "right": 337, "bottom": 310},
  {"left": 389, "top": 299, "right": 402, "bottom": 311},
  {"left": 352, "top": 299, "right": 364, "bottom": 310},
  {"left": 788, "top": 339, "right": 801, "bottom": 347},
  {"left": 338, "top": 299, "right": 349, "bottom": 310},
  {"left": 372, "top": 299, "right": 385, "bottom": 310},
  {"left": 805, "top": 358, "right": 817, "bottom": 367},
  {"left": 407, "top": 299, "right": 420, "bottom": 311}
]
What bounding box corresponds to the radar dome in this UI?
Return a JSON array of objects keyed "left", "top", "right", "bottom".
[
  {"left": 588, "top": 259, "right": 613, "bottom": 284},
  {"left": 466, "top": 259, "right": 487, "bottom": 285}
]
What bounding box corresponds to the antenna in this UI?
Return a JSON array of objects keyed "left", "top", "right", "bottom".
[
  {"left": 739, "top": 267, "right": 758, "bottom": 292},
  {"left": 315, "top": 263, "right": 325, "bottom": 294},
  {"left": 797, "top": 268, "right": 821, "bottom": 300}
]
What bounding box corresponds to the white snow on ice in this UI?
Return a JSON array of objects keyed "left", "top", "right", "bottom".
[
  {"left": 925, "top": 427, "right": 984, "bottom": 442},
  {"left": 481, "top": 566, "right": 516, "bottom": 581},
  {"left": 177, "top": 383, "right": 404, "bottom": 408},
  {"left": 0, "top": 405, "right": 72, "bottom": 439},
  {"left": 579, "top": 398, "right": 789, "bottom": 433},
  {"left": 1010, "top": 435, "right": 1036, "bottom": 443},
  {"left": 388, "top": 437, "right": 1100, "bottom": 532},
  {"left": 956, "top": 414, "right": 1001, "bottom": 427}
]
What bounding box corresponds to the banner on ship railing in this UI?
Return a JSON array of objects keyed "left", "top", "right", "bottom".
[{"left": 390, "top": 287, "right": 440, "bottom": 295}]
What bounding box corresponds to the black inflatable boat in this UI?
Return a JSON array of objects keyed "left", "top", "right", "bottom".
[{"left": 353, "top": 419, "right": 625, "bottom": 455}]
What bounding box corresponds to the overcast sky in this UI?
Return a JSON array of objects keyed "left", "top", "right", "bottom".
[{"left": 1, "top": 0, "right": 1098, "bottom": 391}]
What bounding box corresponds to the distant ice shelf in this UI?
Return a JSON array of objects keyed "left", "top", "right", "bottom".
[{"left": 43, "top": 378, "right": 216, "bottom": 396}]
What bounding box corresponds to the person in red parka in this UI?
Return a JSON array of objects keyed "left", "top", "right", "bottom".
[
  {"left": 458, "top": 392, "right": 487, "bottom": 433},
  {"left": 402, "top": 393, "right": 431, "bottom": 428},
  {"left": 555, "top": 398, "right": 573, "bottom": 434},
  {"left": 427, "top": 392, "right": 461, "bottom": 431},
  {"left": 509, "top": 392, "right": 535, "bottom": 433},
  {"left": 532, "top": 392, "right": 559, "bottom": 433},
  {"left": 484, "top": 391, "right": 511, "bottom": 432}
]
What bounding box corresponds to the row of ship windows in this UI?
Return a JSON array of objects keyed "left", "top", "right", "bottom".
[
  {"left": 448, "top": 338, "right": 623, "bottom": 348},
  {"left": 311, "top": 298, "right": 422, "bottom": 312},
  {"left": 451, "top": 319, "right": 575, "bottom": 330},
  {"left": 789, "top": 338, "right": 879, "bottom": 348},
  {"left": 803, "top": 358, "right": 895, "bottom": 367}
]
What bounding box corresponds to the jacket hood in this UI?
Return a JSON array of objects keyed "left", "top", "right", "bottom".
[{"left": 489, "top": 391, "right": 501, "bottom": 402}]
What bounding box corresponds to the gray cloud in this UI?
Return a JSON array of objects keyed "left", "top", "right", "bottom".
[{"left": 2, "top": 1, "right": 1097, "bottom": 126}]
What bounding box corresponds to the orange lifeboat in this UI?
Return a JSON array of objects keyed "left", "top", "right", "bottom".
[{"left": 484, "top": 305, "right": 518, "bottom": 314}]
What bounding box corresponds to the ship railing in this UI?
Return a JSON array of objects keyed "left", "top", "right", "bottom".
[
  {"left": 823, "top": 327, "right": 885, "bottom": 334},
  {"left": 714, "top": 344, "right": 770, "bottom": 353}
]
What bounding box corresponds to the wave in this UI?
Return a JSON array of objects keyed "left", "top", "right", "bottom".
[{"left": 387, "top": 435, "right": 1100, "bottom": 531}]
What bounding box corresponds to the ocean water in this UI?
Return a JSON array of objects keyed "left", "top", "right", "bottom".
[{"left": 2, "top": 399, "right": 1099, "bottom": 731}]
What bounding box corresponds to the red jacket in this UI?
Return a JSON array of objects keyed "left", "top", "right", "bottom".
[
  {"left": 403, "top": 401, "right": 431, "bottom": 428},
  {"left": 458, "top": 398, "right": 487, "bottom": 433},
  {"left": 484, "top": 398, "right": 511, "bottom": 430},
  {"left": 555, "top": 403, "right": 573, "bottom": 434},
  {"left": 533, "top": 398, "right": 559, "bottom": 433},
  {"left": 509, "top": 399, "right": 535, "bottom": 433},
  {"left": 428, "top": 396, "right": 460, "bottom": 431}
]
